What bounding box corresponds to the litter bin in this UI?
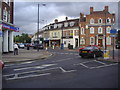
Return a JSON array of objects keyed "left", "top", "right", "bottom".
[{"left": 103, "top": 50, "right": 110, "bottom": 59}]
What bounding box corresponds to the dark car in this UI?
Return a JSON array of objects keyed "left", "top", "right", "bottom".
[
  {"left": 79, "top": 46, "right": 103, "bottom": 58},
  {"left": 33, "top": 44, "right": 44, "bottom": 49},
  {"left": 116, "top": 43, "right": 120, "bottom": 49}
]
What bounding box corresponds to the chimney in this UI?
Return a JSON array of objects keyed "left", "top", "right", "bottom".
[
  {"left": 54, "top": 19, "right": 58, "bottom": 23},
  {"left": 65, "top": 17, "right": 68, "bottom": 21},
  {"left": 90, "top": 7, "right": 94, "bottom": 14},
  {"left": 80, "top": 13, "right": 84, "bottom": 18},
  {"left": 104, "top": 6, "right": 109, "bottom": 12}
]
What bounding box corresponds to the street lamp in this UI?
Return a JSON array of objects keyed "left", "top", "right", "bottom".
[{"left": 37, "top": 3, "right": 46, "bottom": 51}]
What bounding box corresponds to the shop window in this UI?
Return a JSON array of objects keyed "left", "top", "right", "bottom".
[{"left": 107, "top": 37, "right": 111, "bottom": 45}]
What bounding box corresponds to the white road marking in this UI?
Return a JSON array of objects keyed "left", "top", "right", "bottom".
[
  {"left": 59, "top": 67, "right": 76, "bottom": 73},
  {"left": 14, "top": 64, "right": 57, "bottom": 71},
  {"left": 3, "top": 67, "right": 60, "bottom": 77},
  {"left": 90, "top": 63, "right": 118, "bottom": 69},
  {"left": 6, "top": 73, "right": 51, "bottom": 80},
  {"left": 5, "top": 61, "right": 35, "bottom": 67},
  {"left": 94, "top": 60, "right": 106, "bottom": 65},
  {"left": 79, "top": 63, "right": 89, "bottom": 68}
]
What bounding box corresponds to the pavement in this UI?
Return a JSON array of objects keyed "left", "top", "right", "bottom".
[
  {"left": 2, "top": 48, "right": 52, "bottom": 64},
  {"left": 2, "top": 47, "right": 120, "bottom": 64}
]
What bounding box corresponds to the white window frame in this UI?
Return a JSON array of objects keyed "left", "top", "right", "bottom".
[
  {"left": 107, "top": 36, "right": 111, "bottom": 45},
  {"left": 81, "top": 27, "right": 84, "bottom": 34},
  {"left": 54, "top": 24, "right": 57, "bottom": 29},
  {"left": 98, "top": 27, "right": 103, "bottom": 34},
  {"left": 90, "top": 18, "right": 94, "bottom": 24},
  {"left": 98, "top": 18, "right": 102, "bottom": 24},
  {"left": 106, "top": 27, "right": 111, "bottom": 33},
  {"left": 64, "top": 22, "right": 68, "bottom": 27},
  {"left": 90, "top": 37, "right": 95, "bottom": 45},
  {"left": 70, "top": 22, "right": 75, "bottom": 27},
  {"left": 80, "top": 38, "right": 85, "bottom": 45},
  {"left": 106, "top": 18, "right": 111, "bottom": 23},
  {"left": 90, "top": 27, "right": 94, "bottom": 34}
]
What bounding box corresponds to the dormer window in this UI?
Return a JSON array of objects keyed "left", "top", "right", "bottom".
[
  {"left": 90, "top": 18, "right": 94, "bottom": 24},
  {"left": 54, "top": 24, "right": 57, "bottom": 29}
]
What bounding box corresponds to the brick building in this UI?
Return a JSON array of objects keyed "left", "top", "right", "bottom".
[
  {"left": 0, "top": 0, "right": 19, "bottom": 53},
  {"left": 79, "top": 6, "right": 115, "bottom": 49}
]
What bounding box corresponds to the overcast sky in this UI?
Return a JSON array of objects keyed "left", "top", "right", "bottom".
[{"left": 14, "top": 0, "right": 118, "bottom": 35}]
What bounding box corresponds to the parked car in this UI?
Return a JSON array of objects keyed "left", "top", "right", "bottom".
[
  {"left": 116, "top": 43, "right": 120, "bottom": 49},
  {"left": 17, "top": 43, "right": 25, "bottom": 49},
  {"left": 0, "top": 60, "right": 4, "bottom": 69},
  {"left": 79, "top": 45, "right": 103, "bottom": 58},
  {"left": 33, "top": 44, "right": 44, "bottom": 49}
]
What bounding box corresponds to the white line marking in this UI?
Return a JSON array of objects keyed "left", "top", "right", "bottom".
[
  {"left": 59, "top": 67, "right": 76, "bottom": 73},
  {"left": 14, "top": 64, "right": 57, "bottom": 71},
  {"left": 94, "top": 60, "right": 106, "bottom": 65},
  {"left": 6, "top": 73, "right": 51, "bottom": 80},
  {"left": 52, "top": 57, "right": 78, "bottom": 62},
  {"left": 3, "top": 67, "right": 60, "bottom": 77},
  {"left": 79, "top": 63, "right": 89, "bottom": 68},
  {"left": 90, "top": 63, "right": 118, "bottom": 69}
]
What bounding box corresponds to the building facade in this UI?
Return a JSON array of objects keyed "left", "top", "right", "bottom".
[
  {"left": 0, "top": 0, "right": 19, "bottom": 53},
  {"left": 79, "top": 6, "right": 115, "bottom": 49}
]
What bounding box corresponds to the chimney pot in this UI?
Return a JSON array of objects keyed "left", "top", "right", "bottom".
[{"left": 90, "top": 7, "right": 94, "bottom": 14}]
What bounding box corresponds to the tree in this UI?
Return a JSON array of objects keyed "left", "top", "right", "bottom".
[{"left": 14, "top": 33, "right": 31, "bottom": 43}]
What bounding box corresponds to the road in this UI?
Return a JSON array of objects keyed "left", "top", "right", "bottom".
[{"left": 2, "top": 48, "right": 119, "bottom": 88}]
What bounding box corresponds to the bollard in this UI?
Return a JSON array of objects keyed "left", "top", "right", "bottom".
[{"left": 103, "top": 50, "right": 110, "bottom": 59}]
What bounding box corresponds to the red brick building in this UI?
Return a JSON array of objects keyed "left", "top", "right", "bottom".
[{"left": 79, "top": 6, "right": 115, "bottom": 49}]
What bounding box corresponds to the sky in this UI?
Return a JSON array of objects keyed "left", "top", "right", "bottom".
[{"left": 14, "top": 0, "right": 119, "bottom": 35}]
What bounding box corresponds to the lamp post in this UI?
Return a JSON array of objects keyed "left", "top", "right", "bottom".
[
  {"left": 104, "top": 12, "right": 107, "bottom": 51},
  {"left": 78, "top": 19, "right": 81, "bottom": 48},
  {"left": 37, "top": 3, "right": 46, "bottom": 51}
]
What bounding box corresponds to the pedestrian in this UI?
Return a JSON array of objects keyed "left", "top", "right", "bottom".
[{"left": 13, "top": 43, "right": 19, "bottom": 55}]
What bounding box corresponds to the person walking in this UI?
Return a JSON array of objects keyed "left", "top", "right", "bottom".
[{"left": 13, "top": 43, "right": 19, "bottom": 55}]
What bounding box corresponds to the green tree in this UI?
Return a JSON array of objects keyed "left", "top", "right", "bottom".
[{"left": 14, "top": 33, "right": 31, "bottom": 43}]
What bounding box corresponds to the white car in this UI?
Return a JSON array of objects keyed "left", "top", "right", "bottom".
[{"left": 17, "top": 43, "right": 25, "bottom": 49}]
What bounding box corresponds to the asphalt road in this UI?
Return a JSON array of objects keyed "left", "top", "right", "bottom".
[{"left": 2, "top": 48, "right": 119, "bottom": 88}]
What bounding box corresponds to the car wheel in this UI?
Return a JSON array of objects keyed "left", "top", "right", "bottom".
[{"left": 81, "top": 56, "right": 84, "bottom": 58}]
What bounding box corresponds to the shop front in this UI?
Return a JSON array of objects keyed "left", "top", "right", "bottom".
[{"left": 1, "top": 22, "right": 19, "bottom": 53}]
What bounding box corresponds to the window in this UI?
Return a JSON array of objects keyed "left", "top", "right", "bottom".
[
  {"left": 90, "top": 18, "right": 94, "bottom": 24},
  {"left": 106, "top": 27, "right": 111, "bottom": 33},
  {"left": 58, "top": 23, "right": 62, "bottom": 28},
  {"left": 98, "top": 27, "right": 103, "bottom": 34},
  {"left": 107, "top": 37, "right": 111, "bottom": 45},
  {"left": 70, "top": 30, "right": 73, "bottom": 36},
  {"left": 106, "top": 18, "right": 111, "bottom": 23},
  {"left": 54, "top": 24, "right": 57, "bottom": 29},
  {"left": 90, "top": 27, "right": 94, "bottom": 34},
  {"left": 64, "top": 22, "right": 68, "bottom": 27},
  {"left": 3, "top": 7, "right": 8, "bottom": 22},
  {"left": 98, "top": 18, "right": 102, "bottom": 24},
  {"left": 81, "top": 27, "right": 84, "bottom": 34},
  {"left": 75, "top": 30, "right": 79, "bottom": 36},
  {"left": 80, "top": 38, "right": 85, "bottom": 45},
  {"left": 90, "top": 37, "right": 94, "bottom": 45},
  {"left": 70, "top": 22, "right": 75, "bottom": 27}
]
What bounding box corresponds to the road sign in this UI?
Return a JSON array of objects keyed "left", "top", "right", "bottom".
[{"left": 110, "top": 29, "right": 117, "bottom": 34}]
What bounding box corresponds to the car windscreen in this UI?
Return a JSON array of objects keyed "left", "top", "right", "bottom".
[{"left": 84, "top": 47, "right": 93, "bottom": 49}]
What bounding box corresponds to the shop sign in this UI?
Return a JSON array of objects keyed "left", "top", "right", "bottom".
[{"left": 2, "top": 24, "right": 19, "bottom": 32}]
